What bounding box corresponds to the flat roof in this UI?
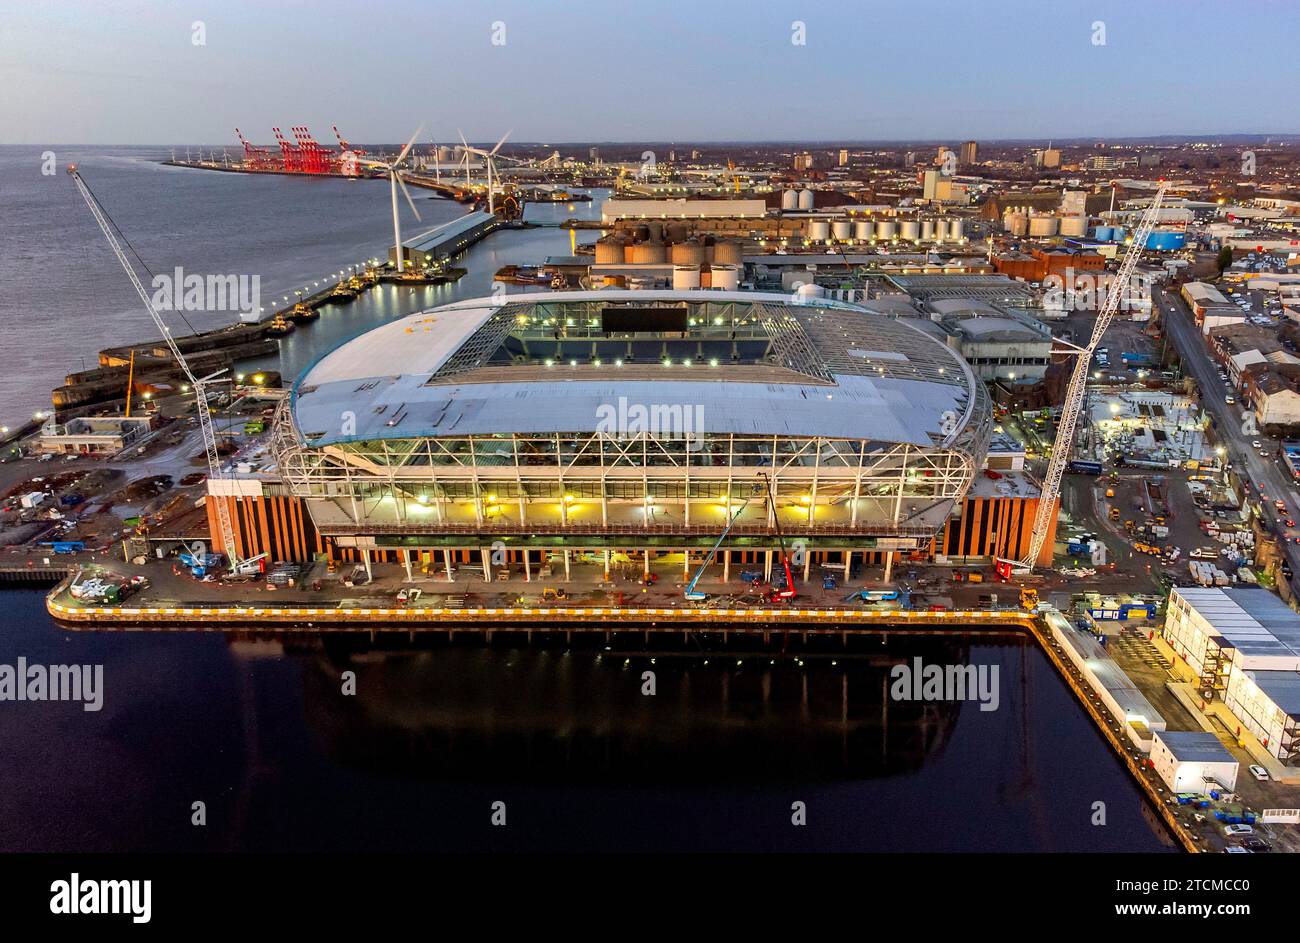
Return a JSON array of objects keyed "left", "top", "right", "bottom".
[
  {"left": 1174, "top": 587, "right": 1300, "bottom": 659},
  {"left": 1240, "top": 670, "right": 1300, "bottom": 717},
  {"left": 1155, "top": 730, "right": 1237, "bottom": 764}
]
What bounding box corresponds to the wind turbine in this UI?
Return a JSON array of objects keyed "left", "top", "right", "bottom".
[
  {"left": 458, "top": 129, "right": 511, "bottom": 216},
  {"left": 358, "top": 126, "right": 423, "bottom": 273}
]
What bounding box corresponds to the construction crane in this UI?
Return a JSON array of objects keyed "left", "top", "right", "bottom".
[
  {"left": 68, "top": 166, "right": 240, "bottom": 573},
  {"left": 684, "top": 484, "right": 759, "bottom": 601},
  {"left": 999, "top": 182, "right": 1170, "bottom": 576}
]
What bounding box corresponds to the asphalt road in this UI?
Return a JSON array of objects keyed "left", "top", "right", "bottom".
[{"left": 1155, "top": 286, "right": 1300, "bottom": 594}]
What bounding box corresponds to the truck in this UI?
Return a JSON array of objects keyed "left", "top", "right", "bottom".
[
  {"left": 1121, "top": 351, "right": 1154, "bottom": 366},
  {"left": 1067, "top": 460, "right": 1103, "bottom": 476}
]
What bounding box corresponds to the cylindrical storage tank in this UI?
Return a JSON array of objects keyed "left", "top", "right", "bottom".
[
  {"left": 832, "top": 220, "right": 852, "bottom": 241},
  {"left": 709, "top": 264, "right": 739, "bottom": 291},
  {"left": 672, "top": 265, "right": 701, "bottom": 290},
  {"left": 1006, "top": 212, "right": 1029, "bottom": 237},
  {"left": 797, "top": 189, "right": 815, "bottom": 210},
  {"left": 854, "top": 220, "right": 873, "bottom": 241},
  {"left": 781, "top": 189, "right": 799, "bottom": 211},
  {"left": 594, "top": 237, "right": 626, "bottom": 265},
  {"left": 921, "top": 219, "right": 936, "bottom": 240},
  {"left": 665, "top": 222, "right": 691, "bottom": 243},
  {"left": 628, "top": 241, "right": 666, "bottom": 264},
  {"left": 948, "top": 219, "right": 965, "bottom": 240},
  {"left": 1029, "top": 214, "right": 1058, "bottom": 237},
  {"left": 900, "top": 220, "right": 921, "bottom": 241},
  {"left": 670, "top": 240, "right": 705, "bottom": 265},
  {"left": 1059, "top": 215, "right": 1088, "bottom": 238},
  {"left": 875, "top": 220, "right": 896, "bottom": 240},
  {"left": 808, "top": 220, "right": 830, "bottom": 242},
  {"left": 645, "top": 221, "right": 664, "bottom": 242},
  {"left": 712, "top": 240, "right": 744, "bottom": 266},
  {"left": 1145, "top": 230, "right": 1186, "bottom": 251},
  {"left": 795, "top": 282, "right": 824, "bottom": 301}
]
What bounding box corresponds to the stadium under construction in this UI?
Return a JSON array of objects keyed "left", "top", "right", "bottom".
[{"left": 201, "top": 290, "right": 1055, "bottom": 584}]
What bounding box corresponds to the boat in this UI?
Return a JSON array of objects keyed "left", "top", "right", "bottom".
[
  {"left": 289, "top": 302, "right": 320, "bottom": 322},
  {"left": 263, "top": 312, "right": 295, "bottom": 336},
  {"left": 326, "top": 283, "right": 357, "bottom": 303}
]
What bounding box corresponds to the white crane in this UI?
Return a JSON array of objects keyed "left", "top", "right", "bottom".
[
  {"left": 68, "top": 166, "right": 240, "bottom": 571},
  {"left": 357, "top": 126, "right": 423, "bottom": 273},
  {"left": 1004, "top": 182, "right": 1170, "bottom": 574},
  {"left": 457, "top": 129, "right": 511, "bottom": 215}
]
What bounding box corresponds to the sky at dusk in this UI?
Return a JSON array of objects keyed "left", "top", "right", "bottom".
[{"left": 2, "top": 0, "right": 1297, "bottom": 145}]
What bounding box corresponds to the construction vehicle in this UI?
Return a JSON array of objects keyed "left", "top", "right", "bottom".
[
  {"left": 69, "top": 167, "right": 241, "bottom": 576},
  {"left": 542, "top": 587, "right": 568, "bottom": 601},
  {"left": 684, "top": 486, "right": 759, "bottom": 601},
  {"left": 997, "top": 182, "right": 1171, "bottom": 577},
  {"left": 1110, "top": 507, "right": 1121, "bottom": 521},
  {"left": 1019, "top": 587, "right": 1040, "bottom": 611},
  {"left": 759, "top": 472, "right": 796, "bottom": 603}
]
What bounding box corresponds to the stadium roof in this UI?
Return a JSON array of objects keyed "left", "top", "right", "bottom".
[{"left": 292, "top": 290, "right": 983, "bottom": 449}]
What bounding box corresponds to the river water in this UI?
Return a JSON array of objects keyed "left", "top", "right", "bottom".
[{"left": 0, "top": 148, "right": 1172, "bottom": 852}]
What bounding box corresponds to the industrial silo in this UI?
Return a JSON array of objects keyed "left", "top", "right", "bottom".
[
  {"left": 628, "top": 241, "right": 667, "bottom": 264},
  {"left": 781, "top": 189, "right": 799, "bottom": 211},
  {"left": 948, "top": 219, "right": 965, "bottom": 240},
  {"left": 797, "top": 189, "right": 815, "bottom": 210},
  {"left": 920, "top": 219, "right": 936, "bottom": 241},
  {"left": 709, "top": 264, "right": 740, "bottom": 291},
  {"left": 875, "top": 220, "right": 896, "bottom": 240},
  {"left": 595, "top": 236, "right": 626, "bottom": 265},
  {"left": 670, "top": 240, "right": 705, "bottom": 265},
  {"left": 808, "top": 220, "right": 831, "bottom": 242},
  {"left": 712, "top": 240, "right": 744, "bottom": 266},
  {"left": 645, "top": 220, "right": 664, "bottom": 242},
  {"left": 832, "top": 220, "right": 852, "bottom": 242},
  {"left": 1027, "top": 213, "right": 1058, "bottom": 237},
  {"left": 1006, "top": 212, "right": 1029, "bottom": 237},
  {"left": 672, "top": 265, "right": 701, "bottom": 290},
  {"left": 900, "top": 219, "right": 921, "bottom": 241},
  {"left": 1059, "top": 215, "right": 1088, "bottom": 238}
]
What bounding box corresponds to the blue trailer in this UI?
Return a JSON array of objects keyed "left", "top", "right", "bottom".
[
  {"left": 43, "top": 540, "right": 85, "bottom": 554},
  {"left": 1067, "top": 460, "right": 1103, "bottom": 475},
  {"left": 1121, "top": 352, "right": 1153, "bottom": 366}
]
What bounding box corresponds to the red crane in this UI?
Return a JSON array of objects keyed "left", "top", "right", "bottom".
[
  {"left": 272, "top": 127, "right": 302, "bottom": 173},
  {"left": 234, "top": 128, "right": 275, "bottom": 170},
  {"left": 759, "top": 472, "right": 797, "bottom": 602}
]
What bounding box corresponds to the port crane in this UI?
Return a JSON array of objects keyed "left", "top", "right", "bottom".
[
  {"left": 683, "top": 484, "right": 760, "bottom": 602},
  {"left": 998, "top": 182, "right": 1170, "bottom": 576},
  {"left": 68, "top": 166, "right": 240, "bottom": 573},
  {"left": 759, "top": 472, "right": 798, "bottom": 602}
]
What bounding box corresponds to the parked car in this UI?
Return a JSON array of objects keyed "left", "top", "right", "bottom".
[
  {"left": 1223, "top": 824, "right": 1254, "bottom": 836},
  {"left": 1249, "top": 764, "right": 1270, "bottom": 781}
]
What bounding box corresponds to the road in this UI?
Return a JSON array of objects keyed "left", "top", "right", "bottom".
[{"left": 1155, "top": 286, "right": 1300, "bottom": 595}]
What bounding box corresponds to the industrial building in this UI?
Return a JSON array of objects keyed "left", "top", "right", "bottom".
[
  {"left": 221, "top": 290, "right": 1007, "bottom": 584},
  {"left": 1150, "top": 731, "right": 1239, "bottom": 794},
  {"left": 929, "top": 305, "right": 1054, "bottom": 383},
  {"left": 36, "top": 415, "right": 155, "bottom": 456},
  {"left": 1163, "top": 587, "right": 1300, "bottom": 763}
]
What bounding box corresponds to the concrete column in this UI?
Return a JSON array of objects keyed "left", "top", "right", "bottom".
[
  {"left": 524, "top": 550, "right": 532, "bottom": 582},
  {"left": 603, "top": 549, "right": 611, "bottom": 581},
  {"left": 401, "top": 549, "right": 413, "bottom": 581},
  {"left": 563, "top": 549, "right": 571, "bottom": 582},
  {"left": 883, "top": 550, "right": 894, "bottom": 584},
  {"left": 361, "top": 546, "right": 373, "bottom": 580},
  {"left": 843, "top": 549, "right": 852, "bottom": 581},
  {"left": 764, "top": 549, "right": 773, "bottom": 582},
  {"left": 723, "top": 550, "right": 730, "bottom": 582},
  {"left": 480, "top": 547, "right": 492, "bottom": 582},
  {"left": 803, "top": 550, "right": 812, "bottom": 583},
  {"left": 443, "top": 549, "right": 454, "bottom": 583},
  {"left": 643, "top": 551, "right": 651, "bottom": 580},
  {"left": 683, "top": 550, "right": 691, "bottom": 579}
]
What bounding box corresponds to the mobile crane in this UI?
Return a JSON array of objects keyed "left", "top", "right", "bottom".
[
  {"left": 759, "top": 472, "right": 797, "bottom": 602},
  {"left": 68, "top": 166, "right": 240, "bottom": 574},
  {"left": 683, "top": 485, "right": 759, "bottom": 602}
]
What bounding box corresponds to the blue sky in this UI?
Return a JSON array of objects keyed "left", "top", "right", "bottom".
[{"left": 2, "top": 0, "right": 1297, "bottom": 144}]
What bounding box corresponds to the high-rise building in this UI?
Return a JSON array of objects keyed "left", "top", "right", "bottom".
[
  {"left": 792, "top": 151, "right": 814, "bottom": 171},
  {"left": 903, "top": 151, "right": 918, "bottom": 168},
  {"left": 959, "top": 140, "right": 977, "bottom": 167},
  {"left": 589, "top": 146, "right": 600, "bottom": 165},
  {"left": 838, "top": 148, "right": 849, "bottom": 167},
  {"left": 1032, "top": 147, "right": 1061, "bottom": 169}
]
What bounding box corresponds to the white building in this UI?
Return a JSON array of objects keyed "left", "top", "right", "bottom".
[{"left": 1150, "top": 730, "right": 1239, "bottom": 794}]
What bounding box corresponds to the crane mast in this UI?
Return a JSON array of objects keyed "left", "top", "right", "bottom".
[
  {"left": 67, "top": 166, "right": 240, "bottom": 570},
  {"left": 1014, "top": 183, "right": 1169, "bottom": 573}
]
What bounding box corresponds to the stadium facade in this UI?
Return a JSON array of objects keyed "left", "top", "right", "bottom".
[{"left": 246, "top": 289, "right": 1008, "bottom": 582}]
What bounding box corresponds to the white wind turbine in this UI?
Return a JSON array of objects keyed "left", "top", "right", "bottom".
[
  {"left": 358, "top": 126, "right": 423, "bottom": 273},
  {"left": 458, "top": 129, "right": 511, "bottom": 215}
]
